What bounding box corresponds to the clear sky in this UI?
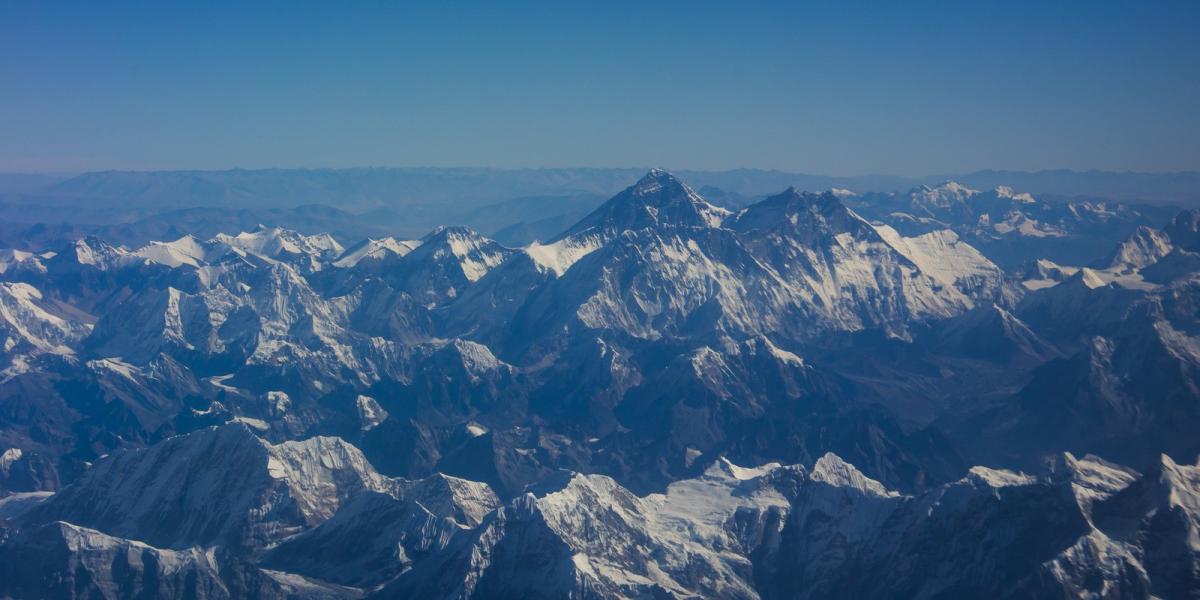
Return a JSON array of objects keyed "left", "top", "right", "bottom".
[{"left": 1, "top": 1, "right": 1197, "bottom": 175}]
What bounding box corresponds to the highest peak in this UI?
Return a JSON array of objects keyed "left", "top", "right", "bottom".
[
  {"left": 628, "top": 169, "right": 701, "bottom": 203},
  {"left": 553, "top": 171, "right": 729, "bottom": 240},
  {"left": 633, "top": 168, "right": 681, "bottom": 191}
]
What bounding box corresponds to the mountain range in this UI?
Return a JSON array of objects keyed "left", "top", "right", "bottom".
[
  {"left": 1, "top": 170, "right": 1198, "bottom": 598},
  {"left": 1, "top": 167, "right": 1190, "bottom": 250}
]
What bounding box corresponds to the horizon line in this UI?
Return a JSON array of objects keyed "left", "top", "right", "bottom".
[{"left": 4, "top": 165, "right": 1200, "bottom": 179}]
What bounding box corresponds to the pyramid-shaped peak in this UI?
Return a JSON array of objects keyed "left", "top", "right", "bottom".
[
  {"left": 641, "top": 167, "right": 674, "bottom": 180},
  {"left": 415, "top": 226, "right": 509, "bottom": 260},
  {"left": 632, "top": 168, "right": 684, "bottom": 192},
  {"left": 552, "top": 170, "right": 729, "bottom": 241}
]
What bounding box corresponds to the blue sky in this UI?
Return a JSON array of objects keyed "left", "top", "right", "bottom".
[{"left": 1, "top": 1, "right": 1197, "bottom": 174}]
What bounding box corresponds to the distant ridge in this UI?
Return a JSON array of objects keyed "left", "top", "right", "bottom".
[
  {"left": 947, "top": 169, "right": 1200, "bottom": 205},
  {"left": 3, "top": 167, "right": 1196, "bottom": 211}
]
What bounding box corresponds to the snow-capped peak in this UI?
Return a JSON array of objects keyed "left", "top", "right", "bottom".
[
  {"left": 908, "top": 181, "right": 979, "bottom": 212},
  {"left": 729, "top": 187, "right": 880, "bottom": 243},
  {"left": 0, "top": 282, "right": 91, "bottom": 358},
  {"left": 211, "top": 226, "right": 345, "bottom": 264},
  {"left": 810, "top": 452, "right": 896, "bottom": 496},
  {"left": 31, "top": 424, "right": 394, "bottom": 549},
  {"left": 0, "top": 249, "right": 47, "bottom": 275},
  {"left": 553, "top": 169, "right": 730, "bottom": 242},
  {"left": 132, "top": 234, "right": 207, "bottom": 268},
  {"left": 1145, "top": 454, "right": 1200, "bottom": 510},
  {"left": 523, "top": 235, "right": 604, "bottom": 276},
  {"left": 632, "top": 167, "right": 676, "bottom": 194},
  {"left": 703, "top": 456, "right": 783, "bottom": 482},
  {"left": 964, "top": 465, "right": 1036, "bottom": 489},
  {"left": 994, "top": 185, "right": 1037, "bottom": 203},
  {"left": 1099, "top": 225, "right": 1173, "bottom": 271},
  {"left": 925, "top": 181, "right": 978, "bottom": 196},
  {"left": 333, "top": 236, "right": 421, "bottom": 268},
  {"left": 67, "top": 236, "right": 131, "bottom": 269},
  {"left": 412, "top": 226, "right": 512, "bottom": 282}
]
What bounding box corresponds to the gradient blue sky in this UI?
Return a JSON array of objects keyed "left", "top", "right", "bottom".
[{"left": 1, "top": 1, "right": 1197, "bottom": 175}]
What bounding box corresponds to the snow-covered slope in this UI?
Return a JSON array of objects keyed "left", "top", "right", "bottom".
[
  {"left": 845, "top": 181, "right": 1173, "bottom": 268},
  {"left": 0, "top": 282, "right": 91, "bottom": 380},
  {"left": 132, "top": 234, "right": 209, "bottom": 268},
  {"left": 876, "top": 226, "right": 1011, "bottom": 301},
  {"left": 262, "top": 471, "right": 498, "bottom": 588},
  {"left": 61, "top": 236, "right": 135, "bottom": 270},
  {"left": 1099, "top": 225, "right": 1173, "bottom": 271},
  {"left": 729, "top": 188, "right": 994, "bottom": 335},
  {"left": 512, "top": 170, "right": 730, "bottom": 279},
  {"left": 0, "top": 521, "right": 233, "bottom": 600},
  {"left": 29, "top": 424, "right": 395, "bottom": 550},
  {"left": 379, "top": 450, "right": 1195, "bottom": 600},
  {"left": 472, "top": 181, "right": 1011, "bottom": 351},
  {"left": 375, "top": 226, "right": 513, "bottom": 306},
  {"left": 0, "top": 248, "right": 49, "bottom": 276}
]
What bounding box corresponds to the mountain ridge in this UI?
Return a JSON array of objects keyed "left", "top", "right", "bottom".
[{"left": 2, "top": 169, "right": 1199, "bottom": 598}]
